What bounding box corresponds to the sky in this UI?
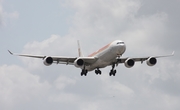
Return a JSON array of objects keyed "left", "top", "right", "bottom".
[{"left": 0, "top": 0, "right": 180, "bottom": 110}]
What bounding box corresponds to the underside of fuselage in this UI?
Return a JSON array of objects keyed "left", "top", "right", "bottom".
[
  {"left": 81, "top": 40, "right": 126, "bottom": 75},
  {"left": 87, "top": 53, "right": 117, "bottom": 71}
]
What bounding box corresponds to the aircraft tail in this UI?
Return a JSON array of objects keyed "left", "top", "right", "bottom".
[{"left": 77, "top": 40, "right": 83, "bottom": 57}]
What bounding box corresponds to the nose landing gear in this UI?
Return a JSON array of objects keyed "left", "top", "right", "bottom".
[{"left": 95, "top": 68, "right": 101, "bottom": 75}]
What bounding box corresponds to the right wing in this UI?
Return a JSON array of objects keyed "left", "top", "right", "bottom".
[
  {"left": 117, "top": 51, "right": 175, "bottom": 64},
  {"left": 115, "top": 51, "right": 174, "bottom": 68},
  {"left": 8, "top": 50, "right": 97, "bottom": 65}
]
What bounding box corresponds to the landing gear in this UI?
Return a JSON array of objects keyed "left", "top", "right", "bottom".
[
  {"left": 95, "top": 68, "right": 101, "bottom": 75},
  {"left": 81, "top": 69, "right": 88, "bottom": 76},
  {"left": 109, "top": 64, "right": 116, "bottom": 76},
  {"left": 109, "top": 69, "right": 116, "bottom": 76}
]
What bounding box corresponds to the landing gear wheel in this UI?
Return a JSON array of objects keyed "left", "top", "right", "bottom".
[
  {"left": 99, "top": 70, "right": 102, "bottom": 75},
  {"left": 109, "top": 70, "right": 116, "bottom": 76},
  {"left": 113, "top": 70, "right": 116, "bottom": 76},
  {"left": 109, "top": 70, "right": 113, "bottom": 76},
  {"left": 109, "top": 63, "right": 117, "bottom": 76},
  {"left": 95, "top": 69, "right": 101, "bottom": 75},
  {"left": 81, "top": 69, "right": 87, "bottom": 76},
  {"left": 95, "top": 70, "right": 98, "bottom": 75}
]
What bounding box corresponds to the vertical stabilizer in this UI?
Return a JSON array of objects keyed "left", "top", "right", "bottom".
[{"left": 77, "top": 40, "right": 83, "bottom": 57}]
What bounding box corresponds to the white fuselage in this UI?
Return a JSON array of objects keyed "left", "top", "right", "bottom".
[{"left": 86, "top": 40, "right": 126, "bottom": 71}]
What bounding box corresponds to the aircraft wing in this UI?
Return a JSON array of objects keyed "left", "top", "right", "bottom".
[
  {"left": 117, "top": 51, "right": 174, "bottom": 63},
  {"left": 8, "top": 50, "right": 97, "bottom": 65}
]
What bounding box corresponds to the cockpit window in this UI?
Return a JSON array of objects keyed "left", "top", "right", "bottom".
[{"left": 117, "top": 42, "right": 124, "bottom": 44}]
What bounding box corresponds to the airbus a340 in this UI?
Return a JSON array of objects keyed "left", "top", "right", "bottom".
[{"left": 8, "top": 40, "right": 174, "bottom": 76}]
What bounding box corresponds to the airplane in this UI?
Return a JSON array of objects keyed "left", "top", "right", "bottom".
[{"left": 8, "top": 40, "right": 174, "bottom": 76}]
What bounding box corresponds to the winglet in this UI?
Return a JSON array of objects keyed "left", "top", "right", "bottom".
[
  {"left": 8, "top": 50, "right": 13, "bottom": 55},
  {"left": 172, "top": 51, "right": 175, "bottom": 56}
]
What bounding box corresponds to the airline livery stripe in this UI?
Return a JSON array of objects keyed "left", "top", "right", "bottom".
[{"left": 88, "top": 42, "right": 111, "bottom": 57}]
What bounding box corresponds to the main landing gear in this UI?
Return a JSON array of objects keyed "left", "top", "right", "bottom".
[
  {"left": 109, "top": 64, "right": 116, "bottom": 76},
  {"left": 81, "top": 69, "right": 88, "bottom": 76},
  {"left": 95, "top": 64, "right": 117, "bottom": 76},
  {"left": 95, "top": 68, "right": 101, "bottom": 75},
  {"left": 80, "top": 64, "right": 117, "bottom": 76}
]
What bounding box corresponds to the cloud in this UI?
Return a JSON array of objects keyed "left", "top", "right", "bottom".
[
  {"left": 0, "top": 65, "right": 51, "bottom": 109},
  {"left": 1, "top": 0, "right": 180, "bottom": 110},
  {"left": 48, "top": 76, "right": 79, "bottom": 104},
  {"left": 21, "top": 34, "right": 78, "bottom": 70},
  {"left": 0, "top": 1, "right": 19, "bottom": 26},
  {"left": 54, "top": 75, "right": 76, "bottom": 90},
  {"left": 49, "top": 92, "right": 79, "bottom": 103},
  {"left": 0, "top": 0, "right": 3, "bottom": 25},
  {"left": 66, "top": 0, "right": 141, "bottom": 41},
  {"left": 18, "top": 0, "right": 180, "bottom": 109},
  {"left": 120, "top": 12, "right": 169, "bottom": 55},
  {"left": 5, "top": 11, "right": 19, "bottom": 19},
  {"left": 62, "top": 0, "right": 172, "bottom": 56}
]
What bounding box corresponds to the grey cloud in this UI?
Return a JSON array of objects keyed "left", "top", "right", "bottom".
[
  {"left": 0, "top": 1, "right": 3, "bottom": 25},
  {"left": 19, "top": 0, "right": 180, "bottom": 109},
  {"left": 66, "top": 0, "right": 177, "bottom": 57},
  {"left": 0, "top": 65, "right": 51, "bottom": 109},
  {"left": 0, "top": 1, "right": 19, "bottom": 26},
  {"left": 137, "top": 0, "right": 180, "bottom": 54},
  {"left": 1, "top": 0, "right": 180, "bottom": 110}
]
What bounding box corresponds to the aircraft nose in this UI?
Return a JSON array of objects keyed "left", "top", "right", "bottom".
[
  {"left": 121, "top": 44, "right": 126, "bottom": 54},
  {"left": 113, "top": 41, "right": 126, "bottom": 55},
  {"left": 114, "top": 44, "right": 126, "bottom": 55},
  {"left": 119, "top": 44, "right": 126, "bottom": 54}
]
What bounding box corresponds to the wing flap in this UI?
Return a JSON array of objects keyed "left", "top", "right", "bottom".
[{"left": 51, "top": 56, "right": 97, "bottom": 65}]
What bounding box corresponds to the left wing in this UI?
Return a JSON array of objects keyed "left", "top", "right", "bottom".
[{"left": 8, "top": 50, "right": 97, "bottom": 65}]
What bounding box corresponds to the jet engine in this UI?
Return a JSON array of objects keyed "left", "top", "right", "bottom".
[
  {"left": 146, "top": 57, "right": 157, "bottom": 66},
  {"left": 43, "top": 56, "right": 53, "bottom": 66},
  {"left": 74, "top": 58, "right": 84, "bottom": 68},
  {"left": 124, "top": 58, "right": 135, "bottom": 68}
]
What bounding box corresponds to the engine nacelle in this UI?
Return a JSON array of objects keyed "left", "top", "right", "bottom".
[
  {"left": 146, "top": 57, "right": 157, "bottom": 66},
  {"left": 74, "top": 58, "right": 84, "bottom": 68},
  {"left": 124, "top": 58, "right": 135, "bottom": 68},
  {"left": 43, "top": 56, "right": 53, "bottom": 66}
]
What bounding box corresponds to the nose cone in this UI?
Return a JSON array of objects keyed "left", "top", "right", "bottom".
[
  {"left": 121, "top": 44, "right": 126, "bottom": 54},
  {"left": 113, "top": 40, "right": 126, "bottom": 55},
  {"left": 117, "top": 43, "right": 126, "bottom": 55}
]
